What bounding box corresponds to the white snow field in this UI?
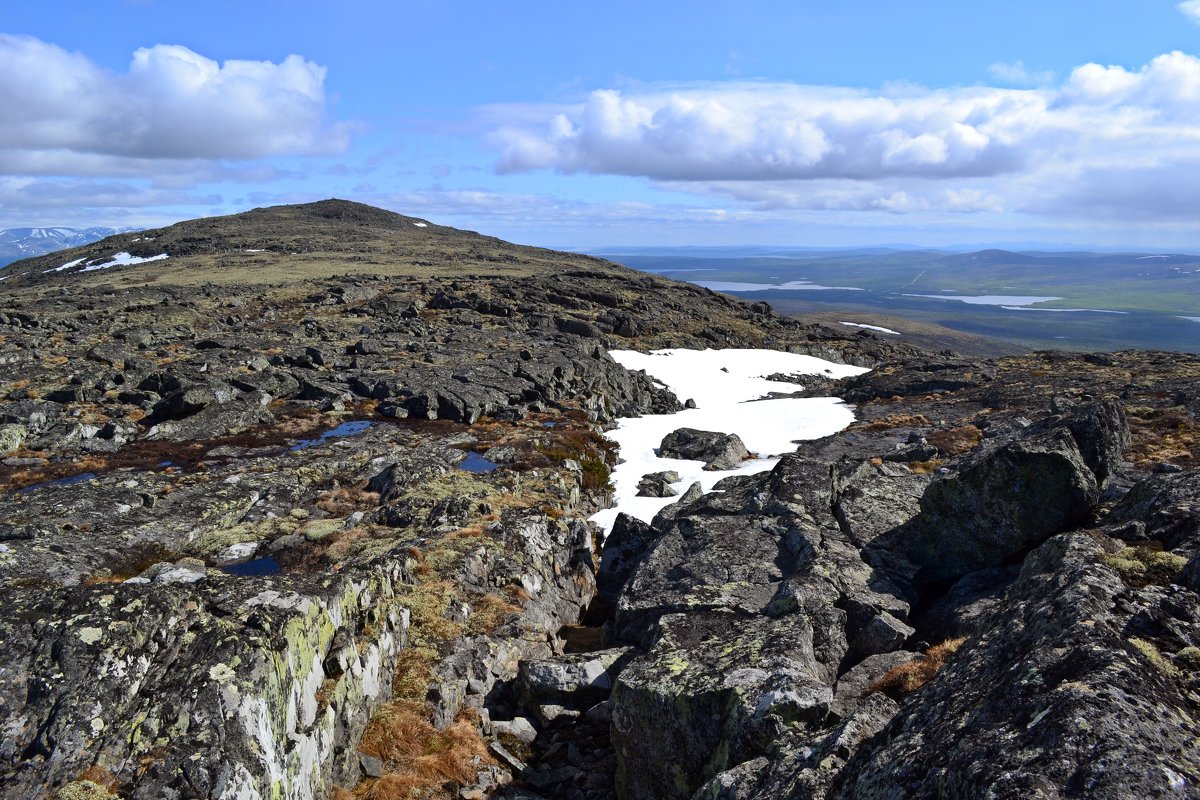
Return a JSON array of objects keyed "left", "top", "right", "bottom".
[
  {"left": 45, "top": 252, "right": 169, "bottom": 274},
  {"left": 589, "top": 348, "right": 868, "bottom": 534},
  {"left": 839, "top": 321, "right": 900, "bottom": 334}
]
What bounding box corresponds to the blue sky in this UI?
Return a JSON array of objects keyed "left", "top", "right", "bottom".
[{"left": 3, "top": 1, "right": 1200, "bottom": 249}]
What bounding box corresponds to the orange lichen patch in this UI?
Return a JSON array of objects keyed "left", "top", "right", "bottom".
[
  {"left": 853, "top": 413, "right": 932, "bottom": 432},
  {"left": 1126, "top": 406, "right": 1199, "bottom": 471},
  {"left": 926, "top": 425, "right": 984, "bottom": 456},
  {"left": 868, "top": 637, "right": 967, "bottom": 697},
  {"left": 354, "top": 704, "right": 493, "bottom": 799}
]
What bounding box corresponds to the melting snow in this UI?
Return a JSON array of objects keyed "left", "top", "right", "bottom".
[
  {"left": 79, "top": 252, "right": 169, "bottom": 272},
  {"left": 839, "top": 321, "right": 900, "bottom": 334},
  {"left": 413, "top": 222, "right": 428, "bottom": 228},
  {"left": 46, "top": 258, "right": 86, "bottom": 273},
  {"left": 46, "top": 253, "right": 168, "bottom": 274},
  {"left": 590, "top": 348, "right": 868, "bottom": 534}
]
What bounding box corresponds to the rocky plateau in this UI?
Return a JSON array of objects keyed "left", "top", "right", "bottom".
[{"left": 0, "top": 200, "right": 1197, "bottom": 800}]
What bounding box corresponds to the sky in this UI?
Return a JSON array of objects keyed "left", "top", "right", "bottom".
[{"left": 3, "top": 1, "right": 1200, "bottom": 249}]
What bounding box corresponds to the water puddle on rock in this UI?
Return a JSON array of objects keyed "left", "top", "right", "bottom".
[
  {"left": 16, "top": 472, "right": 98, "bottom": 494},
  {"left": 220, "top": 556, "right": 281, "bottom": 576},
  {"left": 458, "top": 452, "right": 498, "bottom": 473},
  {"left": 290, "top": 420, "right": 375, "bottom": 451}
]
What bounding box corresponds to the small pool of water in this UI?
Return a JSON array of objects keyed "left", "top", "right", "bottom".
[
  {"left": 16, "top": 472, "right": 98, "bottom": 494},
  {"left": 220, "top": 556, "right": 280, "bottom": 576},
  {"left": 458, "top": 452, "right": 498, "bottom": 473},
  {"left": 291, "top": 420, "right": 375, "bottom": 451}
]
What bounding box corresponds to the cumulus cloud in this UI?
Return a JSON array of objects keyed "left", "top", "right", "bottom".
[
  {"left": 486, "top": 51, "right": 1200, "bottom": 218},
  {"left": 1181, "top": 1, "right": 1200, "bottom": 24},
  {"left": 0, "top": 34, "right": 349, "bottom": 176}
]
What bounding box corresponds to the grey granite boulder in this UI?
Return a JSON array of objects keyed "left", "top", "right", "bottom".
[{"left": 658, "top": 427, "right": 751, "bottom": 470}]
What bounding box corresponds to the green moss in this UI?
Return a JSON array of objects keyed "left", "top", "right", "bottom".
[
  {"left": 1129, "top": 637, "right": 1182, "bottom": 678},
  {"left": 1101, "top": 545, "right": 1188, "bottom": 588},
  {"left": 56, "top": 781, "right": 117, "bottom": 800},
  {"left": 1176, "top": 646, "right": 1200, "bottom": 672}
]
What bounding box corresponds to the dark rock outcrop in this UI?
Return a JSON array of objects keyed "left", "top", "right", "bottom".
[{"left": 658, "top": 428, "right": 751, "bottom": 470}]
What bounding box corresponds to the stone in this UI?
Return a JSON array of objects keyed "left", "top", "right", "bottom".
[
  {"left": 635, "top": 470, "right": 680, "bottom": 497},
  {"left": 658, "top": 428, "right": 751, "bottom": 470}
]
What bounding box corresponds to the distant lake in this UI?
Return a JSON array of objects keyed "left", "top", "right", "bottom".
[{"left": 903, "top": 294, "right": 1063, "bottom": 306}]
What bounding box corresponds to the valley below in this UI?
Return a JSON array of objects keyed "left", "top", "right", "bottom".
[
  {"left": 605, "top": 249, "right": 1200, "bottom": 354},
  {"left": 1, "top": 201, "right": 1199, "bottom": 800}
]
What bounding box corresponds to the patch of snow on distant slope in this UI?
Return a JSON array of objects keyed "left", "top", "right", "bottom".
[
  {"left": 413, "top": 222, "right": 428, "bottom": 228},
  {"left": 78, "top": 252, "right": 169, "bottom": 272},
  {"left": 590, "top": 348, "right": 868, "bottom": 534},
  {"left": 839, "top": 321, "right": 900, "bottom": 334},
  {"left": 45, "top": 257, "right": 86, "bottom": 273}
]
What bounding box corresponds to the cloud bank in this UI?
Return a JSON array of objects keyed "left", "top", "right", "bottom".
[
  {"left": 0, "top": 34, "right": 349, "bottom": 177},
  {"left": 488, "top": 51, "right": 1200, "bottom": 220}
]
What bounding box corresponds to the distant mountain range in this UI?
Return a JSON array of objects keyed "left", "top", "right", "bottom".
[{"left": 0, "top": 226, "right": 139, "bottom": 267}]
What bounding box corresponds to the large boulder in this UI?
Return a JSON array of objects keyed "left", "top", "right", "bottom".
[
  {"left": 658, "top": 428, "right": 751, "bottom": 470},
  {"left": 883, "top": 426, "right": 1100, "bottom": 582},
  {"left": 611, "top": 612, "right": 832, "bottom": 800},
  {"left": 832, "top": 532, "right": 1200, "bottom": 800}
]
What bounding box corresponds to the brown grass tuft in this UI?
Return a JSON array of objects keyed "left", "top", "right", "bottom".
[
  {"left": 466, "top": 593, "right": 520, "bottom": 635},
  {"left": 868, "top": 637, "right": 966, "bottom": 696},
  {"left": 1127, "top": 405, "right": 1199, "bottom": 471},
  {"left": 355, "top": 703, "right": 492, "bottom": 798},
  {"left": 926, "top": 426, "right": 983, "bottom": 456},
  {"left": 855, "top": 413, "right": 931, "bottom": 432},
  {"left": 906, "top": 459, "right": 944, "bottom": 475},
  {"left": 77, "top": 766, "right": 120, "bottom": 793},
  {"left": 315, "top": 484, "right": 381, "bottom": 515}
]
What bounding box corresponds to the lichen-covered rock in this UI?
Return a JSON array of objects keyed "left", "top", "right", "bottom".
[
  {"left": 886, "top": 425, "right": 1101, "bottom": 582},
  {"left": 833, "top": 531, "right": 1200, "bottom": 799},
  {"left": 611, "top": 612, "right": 832, "bottom": 800}
]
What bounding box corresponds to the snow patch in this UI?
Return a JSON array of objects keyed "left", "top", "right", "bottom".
[
  {"left": 839, "top": 321, "right": 900, "bottom": 334},
  {"left": 590, "top": 348, "right": 868, "bottom": 533},
  {"left": 79, "top": 252, "right": 169, "bottom": 272},
  {"left": 46, "top": 257, "right": 86, "bottom": 273},
  {"left": 412, "top": 222, "right": 428, "bottom": 228}
]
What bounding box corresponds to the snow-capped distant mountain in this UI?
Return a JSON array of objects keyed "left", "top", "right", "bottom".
[{"left": 0, "top": 227, "right": 138, "bottom": 267}]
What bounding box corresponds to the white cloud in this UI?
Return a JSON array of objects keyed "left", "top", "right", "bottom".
[
  {"left": 987, "top": 61, "right": 1055, "bottom": 87},
  {"left": 0, "top": 35, "right": 349, "bottom": 177},
  {"left": 1181, "top": 0, "right": 1200, "bottom": 23},
  {"left": 486, "top": 52, "right": 1200, "bottom": 219}
]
